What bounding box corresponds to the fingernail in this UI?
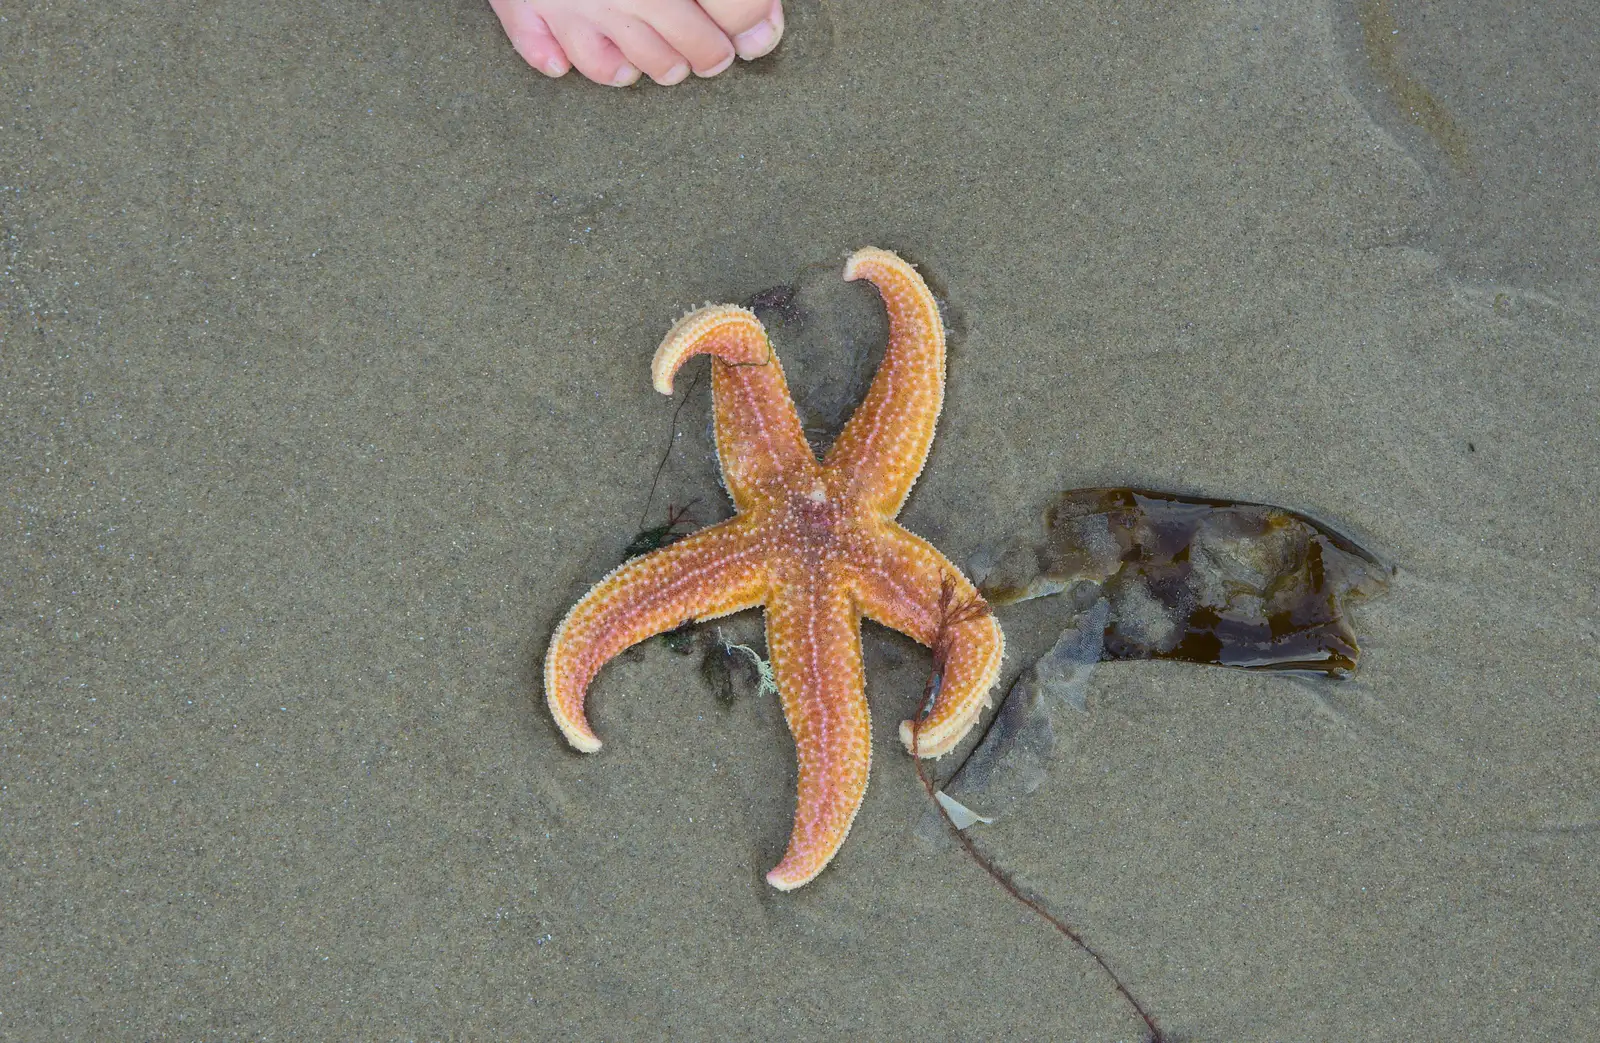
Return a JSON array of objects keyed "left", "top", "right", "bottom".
[
  {"left": 542, "top": 57, "right": 568, "bottom": 78},
  {"left": 611, "top": 63, "right": 640, "bottom": 87},
  {"left": 734, "top": 18, "right": 777, "bottom": 61},
  {"left": 658, "top": 61, "right": 690, "bottom": 86}
]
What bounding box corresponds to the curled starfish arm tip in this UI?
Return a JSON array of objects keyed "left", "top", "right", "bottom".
[
  {"left": 544, "top": 646, "right": 604, "bottom": 753},
  {"left": 561, "top": 723, "right": 604, "bottom": 754},
  {"left": 901, "top": 609, "right": 1004, "bottom": 759},
  {"left": 544, "top": 520, "right": 769, "bottom": 756},
  {"left": 765, "top": 863, "right": 817, "bottom": 891},
  {"left": 842, "top": 245, "right": 912, "bottom": 282},
  {"left": 651, "top": 305, "right": 764, "bottom": 395}
]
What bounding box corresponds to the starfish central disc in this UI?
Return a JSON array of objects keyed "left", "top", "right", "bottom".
[{"left": 545, "top": 247, "right": 1005, "bottom": 890}]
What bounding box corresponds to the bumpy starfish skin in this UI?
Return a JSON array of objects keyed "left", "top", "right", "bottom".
[{"left": 546, "top": 247, "right": 1004, "bottom": 890}]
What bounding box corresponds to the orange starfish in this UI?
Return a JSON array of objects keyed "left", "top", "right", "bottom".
[{"left": 545, "top": 247, "right": 1005, "bottom": 890}]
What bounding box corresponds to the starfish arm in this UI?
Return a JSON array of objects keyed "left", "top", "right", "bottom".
[
  {"left": 847, "top": 521, "right": 1005, "bottom": 759},
  {"left": 545, "top": 518, "right": 770, "bottom": 753},
  {"left": 822, "top": 248, "right": 946, "bottom": 516},
  {"left": 653, "top": 305, "right": 820, "bottom": 512},
  {"left": 762, "top": 575, "right": 872, "bottom": 891}
]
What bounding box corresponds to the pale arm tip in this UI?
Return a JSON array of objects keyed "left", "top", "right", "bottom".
[
  {"left": 843, "top": 246, "right": 912, "bottom": 284},
  {"left": 651, "top": 305, "right": 765, "bottom": 396}
]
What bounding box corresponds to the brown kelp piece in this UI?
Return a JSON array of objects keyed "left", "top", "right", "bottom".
[
  {"left": 977, "top": 488, "right": 1392, "bottom": 676},
  {"left": 936, "top": 490, "right": 1391, "bottom": 827}
]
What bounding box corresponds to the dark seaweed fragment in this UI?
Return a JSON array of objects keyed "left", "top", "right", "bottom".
[
  {"left": 979, "top": 488, "right": 1392, "bottom": 676},
  {"left": 622, "top": 501, "right": 699, "bottom": 561}
]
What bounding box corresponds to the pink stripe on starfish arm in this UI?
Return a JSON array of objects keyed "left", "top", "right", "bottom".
[
  {"left": 545, "top": 517, "right": 770, "bottom": 753},
  {"left": 761, "top": 576, "right": 873, "bottom": 891},
  {"left": 847, "top": 520, "right": 1005, "bottom": 758},
  {"left": 824, "top": 247, "right": 947, "bottom": 516}
]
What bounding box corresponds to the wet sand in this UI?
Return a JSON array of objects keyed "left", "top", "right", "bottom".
[{"left": 3, "top": 1, "right": 1596, "bottom": 1039}]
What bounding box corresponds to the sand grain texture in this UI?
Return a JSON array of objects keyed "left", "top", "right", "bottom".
[{"left": 3, "top": 1, "right": 1595, "bottom": 1039}]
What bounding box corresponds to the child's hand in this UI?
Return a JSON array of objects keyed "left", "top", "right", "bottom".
[{"left": 490, "top": 0, "right": 784, "bottom": 87}]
